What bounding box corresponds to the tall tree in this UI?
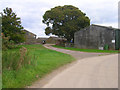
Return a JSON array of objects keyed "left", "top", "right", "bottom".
[
  {"left": 2, "top": 7, "right": 25, "bottom": 43},
  {"left": 43, "top": 5, "right": 90, "bottom": 42}
]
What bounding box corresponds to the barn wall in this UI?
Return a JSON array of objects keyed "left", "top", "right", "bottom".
[
  {"left": 74, "top": 25, "right": 116, "bottom": 50},
  {"left": 24, "top": 30, "right": 37, "bottom": 44}
]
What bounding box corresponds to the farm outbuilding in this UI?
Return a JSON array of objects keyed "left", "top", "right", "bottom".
[
  {"left": 74, "top": 24, "right": 120, "bottom": 50},
  {"left": 37, "top": 37, "right": 48, "bottom": 44},
  {"left": 23, "top": 30, "right": 37, "bottom": 44}
]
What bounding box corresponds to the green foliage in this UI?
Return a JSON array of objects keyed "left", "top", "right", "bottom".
[
  {"left": 104, "top": 45, "right": 109, "bottom": 50},
  {"left": 43, "top": 5, "right": 90, "bottom": 42},
  {"left": 2, "top": 33, "right": 17, "bottom": 50},
  {"left": 2, "top": 47, "right": 37, "bottom": 71},
  {"left": 0, "top": 74, "right": 1, "bottom": 90},
  {"left": 2, "top": 7, "right": 25, "bottom": 44},
  {"left": 2, "top": 51, "right": 20, "bottom": 70},
  {"left": 2, "top": 45, "right": 75, "bottom": 88}
]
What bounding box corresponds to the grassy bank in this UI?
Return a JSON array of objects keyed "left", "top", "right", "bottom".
[
  {"left": 53, "top": 45, "right": 118, "bottom": 53},
  {"left": 0, "top": 74, "right": 1, "bottom": 90},
  {"left": 2, "top": 45, "right": 75, "bottom": 88}
]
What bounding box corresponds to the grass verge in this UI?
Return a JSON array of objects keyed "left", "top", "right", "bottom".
[
  {"left": 53, "top": 45, "right": 119, "bottom": 53},
  {"left": 2, "top": 44, "right": 75, "bottom": 88},
  {"left": 0, "top": 74, "right": 1, "bottom": 90}
]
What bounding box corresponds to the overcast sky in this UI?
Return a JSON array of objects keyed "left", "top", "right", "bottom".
[{"left": 0, "top": 0, "right": 119, "bottom": 38}]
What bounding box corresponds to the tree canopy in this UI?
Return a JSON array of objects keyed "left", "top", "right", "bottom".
[
  {"left": 43, "top": 5, "right": 90, "bottom": 42},
  {"left": 2, "top": 7, "right": 25, "bottom": 44}
]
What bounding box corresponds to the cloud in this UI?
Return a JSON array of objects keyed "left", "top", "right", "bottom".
[{"left": 0, "top": 0, "right": 119, "bottom": 37}]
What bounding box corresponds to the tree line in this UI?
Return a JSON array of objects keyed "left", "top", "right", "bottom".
[
  {"left": 1, "top": 7, "right": 25, "bottom": 50},
  {"left": 1, "top": 5, "right": 90, "bottom": 49},
  {"left": 43, "top": 5, "right": 90, "bottom": 42}
]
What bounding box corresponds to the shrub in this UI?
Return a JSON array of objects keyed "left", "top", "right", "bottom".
[
  {"left": 2, "top": 47, "right": 37, "bottom": 71},
  {"left": 2, "top": 33, "right": 17, "bottom": 50}
]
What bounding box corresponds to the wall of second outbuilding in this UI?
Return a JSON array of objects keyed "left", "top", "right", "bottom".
[{"left": 74, "top": 25, "right": 116, "bottom": 50}]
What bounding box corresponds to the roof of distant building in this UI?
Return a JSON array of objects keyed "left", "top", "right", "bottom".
[
  {"left": 91, "top": 24, "right": 120, "bottom": 30},
  {"left": 23, "top": 30, "right": 36, "bottom": 36}
]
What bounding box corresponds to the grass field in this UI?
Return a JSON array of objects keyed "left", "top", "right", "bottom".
[
  {"left": 2, "top": 44, "right": 75, "bottom": 88},
  {"left": 53, "top": 45, "right": 119, "bottom": 53},
  {"left": 0, "top": 74, "right": 1, "bottom": 90}
]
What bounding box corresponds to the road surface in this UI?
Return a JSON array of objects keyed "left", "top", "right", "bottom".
[
  {"left": 42, "top": 54, "right": 118, "bottom": 88},
  {"left": 29, "top": 44, "right": 118, "bottom": 88}
]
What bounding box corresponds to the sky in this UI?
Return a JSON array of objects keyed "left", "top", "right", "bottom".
[{"left": 0, "top": 0, "right": 119, "bottom": 38}]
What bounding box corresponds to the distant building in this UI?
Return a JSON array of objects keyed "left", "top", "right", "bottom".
[
  {"left": 46, "top": 36, "right": 67, "bottom": 44},
  {"left": 23, "top": 29, "right": 67, "bottom": 45},
  {"left": 74, "top": 24, "right": 120, "bottom": 50},
  {"left": 46, "top": 36, "right": 58, "bottom": 44},
  {"left": 37, "top": 36, "right": 67, "bottom": 45},
  {"left": 37, "top": 37, "right": 48, "bottom": 44},
  {"left": 23, "top": 30, "right": 37, "bottom": 44}
]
